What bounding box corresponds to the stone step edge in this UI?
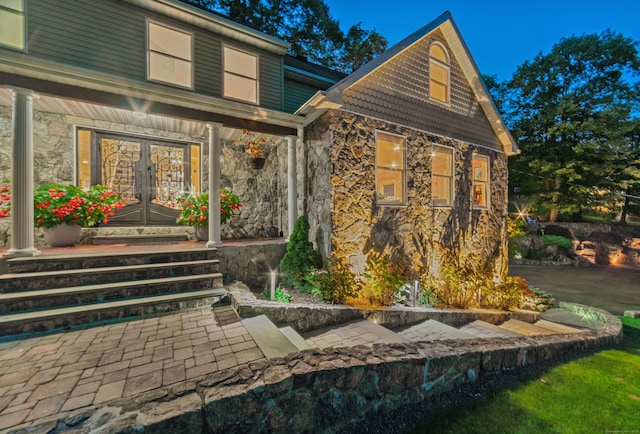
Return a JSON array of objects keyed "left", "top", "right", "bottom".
[
  {"left": 398, "top": 319, "right": 479, "bottom": 340},
  {"left": 91, "top": 234, "right": 188, "bottom": 245},
  {"left": 0, "top": 288, "right": 228, "bottom": 327},
  {"left": 6, "top": 247, "right": 217, "bottom": 266},
  {"left": 0, "top": 273, "right": 224, "bottom": 301},
  {"left": 0, "top": 259, "right": 220, "bottom": 281},
  {"left": 279, "top": 326, "right": 314, "bottom": 351},
  {"left": 242, "top": 315, "right": 299, "bottom": 359},
  {"left": 460, "top": 320, "right": 524, "bottom": 337}
]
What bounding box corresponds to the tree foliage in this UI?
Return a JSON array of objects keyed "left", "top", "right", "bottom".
[
  {"left": 490, "top": 31, "right": 640, "bottom": 221},
  {"left": 183, "top": 0, "right": 387, "bottom": 73}
]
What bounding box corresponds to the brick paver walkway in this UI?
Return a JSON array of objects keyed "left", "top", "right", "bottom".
[{"left": 0, "top": 306, "right": 265, "bottom": 433}]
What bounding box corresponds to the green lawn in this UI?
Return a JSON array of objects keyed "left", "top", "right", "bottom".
[{"left": 410, "top": 317, "right": 640, "bottom": 434}]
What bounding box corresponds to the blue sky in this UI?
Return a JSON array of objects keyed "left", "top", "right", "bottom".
[{"left": 323, "top": 0, "right": 640, "bottom": 80}]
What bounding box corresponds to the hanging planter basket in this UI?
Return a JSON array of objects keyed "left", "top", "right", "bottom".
[{"left": 250, "top": 157, "right": 266, "bottom": 169}]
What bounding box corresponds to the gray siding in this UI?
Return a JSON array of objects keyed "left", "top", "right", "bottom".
[
  {"left": 29, "top": 0, "right": 145, "bottom": 79},
  {"left": 258, "top": 52, "right": 283, "bottom": 111},
  {"left": 23, "top": 0, "right": 283, "bottom": 110},
  {"left": 283, "top": 80, "right": 318, "bottom": 114},
  {"left": 342, "top": 29, "right": 501, "bottom": 150}
]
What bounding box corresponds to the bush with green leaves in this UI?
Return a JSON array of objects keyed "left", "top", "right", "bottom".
[
  {"left": 508, "top": 216, "right": 528, "bottom": 239},
  {"left": 540, "top": 235, "right": 574, "bottom": 250},
  {"left": 279, "top": 216, "right": 321, "bottom": 289},
  {"left": 489, "top": 275, "right": 531, "bottom": 310},
  {"left": 363, "top": 252, "right": 412, "bottom": 306},
  {"left": 307, "top": 257, "right": 361, "bottom": 304}
]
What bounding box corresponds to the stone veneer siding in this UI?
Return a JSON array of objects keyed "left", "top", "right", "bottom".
[
  {"left": 305, "top": 110, "right": 509, "bottom": 281},
  {"left": 0, "top": 104, "right": 290, "bottom": 246}
]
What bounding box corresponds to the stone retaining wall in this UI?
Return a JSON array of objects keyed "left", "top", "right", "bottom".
[
  {"left": 34, "top": 303, "right": 621, "bottom": 434},
  {"left": 218, "top": 240, "right": 287, "bottom": 289},
  {"left": 232, "top": 291, "right": 540, "bottom": 332}
]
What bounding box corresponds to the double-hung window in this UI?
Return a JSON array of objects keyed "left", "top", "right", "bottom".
[
  {"left": 147, "top": 21, "right": 193, "bottom": 89},
  {"left": 0, "top": 0, "right": 25, "bottom": 50},
  {"left": 432, "top": 145, "right": 453, "bottom": 207},
  {"left": 472, "top": 154, "right": 490, "bottom": 208},
  {"left": 223, "top": 46, "right": 258, "bottom": 104},
  {"left": 376, "top": 131, "right": 406, "bottom": 205},
  {"left": 429, "top": 43, "right": 450, "bottom": 103}
]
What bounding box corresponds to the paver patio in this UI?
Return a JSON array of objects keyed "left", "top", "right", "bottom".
[{"left": 0, "top": 305, "right": 265, "bottom": 432}]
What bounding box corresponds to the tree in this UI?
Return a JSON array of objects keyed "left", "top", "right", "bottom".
[
  {"left": 501, "top": 31, "right": 640, "bottom": 221},
  {"left": 182, "top": 0, "right": 387, "bottom": 73}
]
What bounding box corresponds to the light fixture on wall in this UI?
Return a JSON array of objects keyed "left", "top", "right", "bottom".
[
  {"left": 430, "top": 143, "right": 436, "bottom": 158},
  {"left": 132, "top": 111, "right": 148, "bottom": 119}
]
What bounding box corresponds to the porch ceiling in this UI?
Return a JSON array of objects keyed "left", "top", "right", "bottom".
[{"left": 0, "top": 88, "right": 286, "bottom": 144}]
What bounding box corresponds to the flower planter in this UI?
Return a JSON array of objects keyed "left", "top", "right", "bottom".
[
  {"left": 42, "top": 224, "right": 82, "bottom": 247},
  {"left": 250, "top": 157, "right": 266, "bottom": 169},
  {"left": 194, "top": 226, "right": 208, "bottom": 241}
]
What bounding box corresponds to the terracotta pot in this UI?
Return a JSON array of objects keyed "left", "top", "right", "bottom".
[
  {"left": 42, "top": 224, "right": 82, "bottom": 247},
  {"left": 250, "top": 157, "right": 266, "bottom": 169},
  {"left": 194, "top": 226, "right": 208, "bottom": 241}
]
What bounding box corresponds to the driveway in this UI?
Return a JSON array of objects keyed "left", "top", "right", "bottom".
[{"left": 510, "top": 264, "right": 640, "bottom": 316}]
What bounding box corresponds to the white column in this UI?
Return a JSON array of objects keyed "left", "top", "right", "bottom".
[
  {"left": 206, "top": 122, "right": 223, "bottom": 248},
  {"left": 286, "top": 135, "right": 298, "bottom": 238},
  {"left": 6, "top": 87, "right": 40, "bottom": 257}
]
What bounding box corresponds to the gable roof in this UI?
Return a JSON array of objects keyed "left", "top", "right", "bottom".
[{"left": 301, "top": 11, "right": 518, "bottom": 155}]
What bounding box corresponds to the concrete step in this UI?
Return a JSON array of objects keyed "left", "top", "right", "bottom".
[
  {"left": 0, "top": 273, "right": 224, "bottom": 314},
  {"left": 241, "top": 315, "right": 299, "bottom": 359},
  {"left": 398, "top": 319, "right": 478, "bottom": 341},
  {"left": 541, "top": 308, "right": 603, "bottom": 330},
  {"left": 91, "top": 234, "right": 188, "bottom": 245},
  {"left": 0, "top": 260, "right": 220, "bottom": 292},
  {"left": 5, "top": 248, "right": 218, "bottom": 274},
  {"left": 459, "top": 320, "right": 524, "bottom": 339},
  {"left": 0, "top": 288, "right": 228, "bottom": 337},
  {"left": 533, "top": 319, "right": 585, "bottom": 334},
  {"left": 498, "top": 319, "right": 553, "bottom": 336},
  {"left": 279, "top": 326, "right": 313, "bottom": 351},
  {"left": 303, "top": 319, "right": 411, "bottom": 349}
]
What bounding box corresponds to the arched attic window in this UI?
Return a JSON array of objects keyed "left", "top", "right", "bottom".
[{"left": 429, "top": 42, "right": 450, "bottom": 103}]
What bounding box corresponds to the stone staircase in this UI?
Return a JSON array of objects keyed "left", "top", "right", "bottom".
[
  {"left": 238, "top": 309, "right": 590, "bottom": 359},
  {"left": 0, "top": 248, "right": 227, "bottom": 337}
]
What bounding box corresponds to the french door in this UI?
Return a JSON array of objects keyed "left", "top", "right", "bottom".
[{"left": 81, "top": 131, "right": 200, "bottom": 226}]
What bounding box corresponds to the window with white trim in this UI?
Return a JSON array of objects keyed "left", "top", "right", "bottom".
[
  {"left": 147, "top": 21, "right": 193, "bottom": 89},
  {"left": 223, "top": 46, "right": 258, "bottom": 104},
  {"left": 429, "top": 42, "right": 450, "bottom": 103},
  {"left": 0, "top": 0, "right": 25, "bottom": 50},
  {"left": 432, "top": 145, "right": 453, "bottom": 207},
  {"left": 376, "top": 131, "right": 406, "bottom": 205},
  {"left": 472, "top": 154, "right": 490, "bottom": 208}
]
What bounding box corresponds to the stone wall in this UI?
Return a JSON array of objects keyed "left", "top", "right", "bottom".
[
  {"left": 218, "top": 240, "right": 287, "bottom": 289},
  {"left": 232, "top": 291, "right": 539, "bottom": 332},
  {"left": 305, "top": 110, "right": 509, "bottom": 281},
  {"left": 0, "top": 104, "right": 290, "bottom": 246},
  {"left": 35, "top": 303, "right": 621, "bottom": 434}
]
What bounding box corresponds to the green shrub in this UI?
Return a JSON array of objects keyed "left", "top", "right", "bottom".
[
  {"left": 538, "top": 224, "right": 574, "bottom": 239},
  {"left": 307, "top": 257, "right": 361, "bottom": 304},
  {"left": 363, "top": 252, "right": 412, "bottom": 306},
  {"left": 279, "top": 216, "right": 321, "bottom": 288},
  {"left": 436, "top": 263, "right": 489, "bottom": 309},
  {"left": 508, "top": 216, "right": 528, "bottom": 239},
  {"left": 418, "top": 286, "right": 439, "bottom": 307},
  {"left": 262, "top": 286, "right": 293, "bottom": 303},
  {"left": 540, "top": 235, "right": 574, "bottom": 250},
  {"left": 488, "top": 275, "right": 530, "bottom": 310}
]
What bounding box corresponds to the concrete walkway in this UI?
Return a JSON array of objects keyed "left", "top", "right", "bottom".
[{"left": 0, "top": 306, "right": 265, "bottom": 433}]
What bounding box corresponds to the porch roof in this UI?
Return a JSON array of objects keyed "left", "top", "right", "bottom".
[{"left": 0, "top": 53, "right": 302, "bottom": 136}]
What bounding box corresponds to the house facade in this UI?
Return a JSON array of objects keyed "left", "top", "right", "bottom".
[
  {"left": 0, "top": 1, "right": 517, "bottom": 280},
  {"left": 300, "top": 15, "right": 518, "bottom": 280}
]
